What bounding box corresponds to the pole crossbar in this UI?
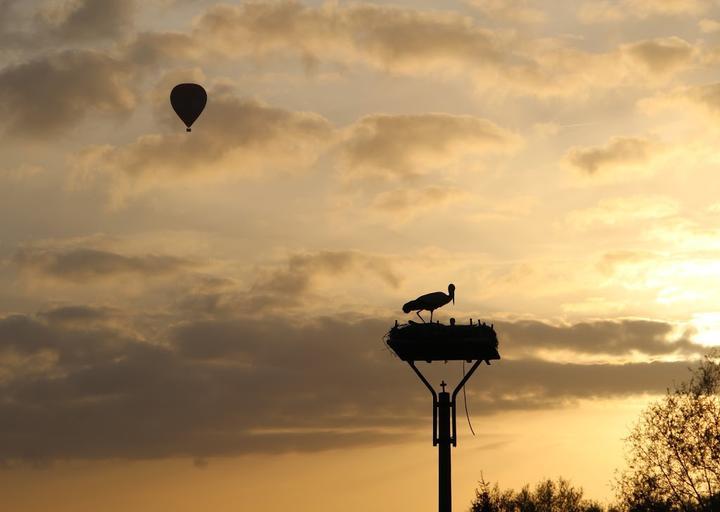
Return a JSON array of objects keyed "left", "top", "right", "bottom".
[
  {"left": 408, "top": 361, "right": 439, "bottom": 445},
  {"left": 450, "top": 359, "right": 482, "bottom": 446}
]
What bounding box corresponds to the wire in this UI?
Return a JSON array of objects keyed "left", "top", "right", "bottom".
[{"left": 462, "top": 360, "right": 476, "bottom": 436}]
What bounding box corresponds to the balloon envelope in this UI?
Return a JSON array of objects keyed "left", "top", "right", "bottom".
[{"left": 170, "top": 83, "right": 207, "bottom": 132}]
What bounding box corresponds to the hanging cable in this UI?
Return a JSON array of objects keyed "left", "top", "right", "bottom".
[{"left": 462, "top": 360, "right": 476, "bottom": 436}]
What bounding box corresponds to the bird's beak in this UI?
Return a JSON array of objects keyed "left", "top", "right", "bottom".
[{"left": 452, "top": 297, "right": 455, "bottom": 304}]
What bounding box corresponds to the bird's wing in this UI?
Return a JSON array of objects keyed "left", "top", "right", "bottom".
[
  {"left": 402, "top": 300, "right": 420, "bottom": 313},
  {"left": 415, "top": 291, "right": 447, "bottom": 307}
]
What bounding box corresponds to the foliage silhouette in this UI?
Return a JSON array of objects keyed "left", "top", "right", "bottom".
[
  {"left": 469, "top": 475, "right": 607, "bottom": 512},
  {"left": 615, "top": 352, "right": 720, "bottom": 512},
  {"left": 469, "top": 353, "right": 720, "bottom": 512}
]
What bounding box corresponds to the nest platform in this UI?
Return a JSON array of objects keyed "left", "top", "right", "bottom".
[{"left": 386, "top": 321, "right": 500, "bottom": 363}]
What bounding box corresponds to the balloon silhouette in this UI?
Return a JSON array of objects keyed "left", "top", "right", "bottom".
[{"left": 170, "top": 83, "right": 207, "bottom": 132}]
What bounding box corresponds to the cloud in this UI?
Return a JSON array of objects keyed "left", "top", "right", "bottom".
[
  {"left": 371, "top": 186, "right": 467, "bottom": 221},
  {"left": 122, "top": 31, "right": 199, "bottom": 67},
  {"left": 564, "top": 136, "right": 660, "bottom": 175},
  {"left": 636, "top": 82, "right": 720, "bottom": 119},
  {"left": 0, "top": 49, "right": 136, "bottom": 139},
  {"left": 247, "top": 251, "right": 400, "bottom": 311},
  {"left": 622, "top": 37, "right": 694, "bottom": 75},
  {"left": 255, "top": 251, "right": 400, "bottom": 293},
  {"left": 74, "top": 90, "right": 334, "bottom": 198},
  {"left": 578, "top": 0, "right": 708, "bottom": 23},
  {"left": 195, "top": 1, "right": 666, "bottom": 95},
  {"left": 37, "top": 305, "right": 119, "bottom": 326},
  {"left": 14, "top": 247, "right": 194, "bottom": 282},
  {"left": 567, "top": 195, "right": 678, "bottom": 228},
  {"left": 699, "top": 18, "right": 720, "bottom": 33},
  {"left": 0, "top": 2, "right": 701, "bottom": 148},
  {"left": 195, "top": 2, "right": 504, "bottom": 73},
  {"left": 0, "top": 163, "right": 43, "bottom": 182},
  {"left": 597, "top": 250, "right": 657, "bottom": 275},
  {"left": 468, "top": 0, "right": 546, "bottom": 24},
  {"left": 171, "top": 250, "right": 402, "bottom": 316},
  {"left": 0, "top": 309, "right": 702, "bottom": 463},
  {"left": 0, "top": 313, "right": 419, "bottom": 462},
  {"left": 339, "top": 113, "right": 518, "bottom": 179},
  {"left": 0, "top": 1, "right": 701, "bottom": 147},
  {"left": 0, "top": 0, "right": 38, "bottom": 51},
  {"left": 187, "top": 2, "right": 696, "bottom": 96},
  {"left": 73, "top": 99, "right": 516, "bottom": 199},
  {"left": 37, "top": 0, "right": 136, "bottom": 42},
  {"left": 495, "top": 318, "right": 699, "bottom": 357},
  {"left": 685, "top": 83, "right": 720, "bottom": 114}
]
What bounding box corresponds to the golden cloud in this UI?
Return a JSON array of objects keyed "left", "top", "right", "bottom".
[
  {"left": 622, "top": 37, "right": 694, "bottom": 75},
  {"left": 194, "top": 2, "right": 504, "bottom": 73},
  {"left": 579, "top": 0, "right": 709, "bottom": 23},
  {"left": 191, "top": 1, "right": 689, "bottom": 96},
  {"left": 371, "top": 186, "right": 467, "bottom": 222},
  {"left": 564, "top": 136, "right": 661, "bottom": 175},
  {"left": 339, "top": 113, "right": 519, "bottom": 179},
  {"left": 468, "top": 0, "right": 546, "bottom": 24},
  {"left": 73, "top": 91, "right": 335, "bottom": 200}
]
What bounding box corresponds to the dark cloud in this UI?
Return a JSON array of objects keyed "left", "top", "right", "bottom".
[
  {"left": 14, "top": 247, "right": 193, "bottom": 281},
  {"left": 0, "top": 0, "right": 135, "bottom": 50},
  {"left": 495, "top": 318, "right": 699, "bottom": 357},
  {"left": 38, "top": 0, "right": 136, "bottom": 42},
  {"left": 0, "top": 0, "right": 36, "bottom": 50},
  {"left": 38, "top": 305, "right": 117, "bottom": 326},
  {"left": 123, "top": 31, "right": 197, "bottom": 67},
  {"left": 0, "top": 49, "right": 136, "bottom": 138},
  {"left": 0, "top": 310, "right": 702, "bottom": 463}
]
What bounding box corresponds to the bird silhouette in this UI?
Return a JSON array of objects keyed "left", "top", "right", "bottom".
[{"left": 402, "top": 284, "right": 455, "bottom": 323}]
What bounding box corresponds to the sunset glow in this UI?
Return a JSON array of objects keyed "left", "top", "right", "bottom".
[{"left": 2, "top": 0, "right": 720, "bottom": 510}]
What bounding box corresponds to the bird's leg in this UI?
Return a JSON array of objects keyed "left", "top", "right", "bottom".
[
  {"left": 430, "top": 310, "right": 434, "bottom": 323},
  {"left": 416, "top": 311, "right": 426, "bottom": 323}
]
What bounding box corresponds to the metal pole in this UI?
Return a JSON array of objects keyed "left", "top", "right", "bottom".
[
  {"left": 438, "top": 387, "right": 452, "bottom": 512},
  {"left": 406, "top": 360, "right": 486, "bottom": 512}
]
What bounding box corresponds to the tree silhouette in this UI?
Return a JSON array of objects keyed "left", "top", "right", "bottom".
[
  {"left": 615, "top": 353, "right": 720, "bottom": 512},
  {"left": 470, "top": 475, "right": 606, "bottom": 511}
]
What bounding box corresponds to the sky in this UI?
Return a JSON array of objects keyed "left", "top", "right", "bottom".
[{"left": 1, "top": 0, "right": 720, "bottom": 510}]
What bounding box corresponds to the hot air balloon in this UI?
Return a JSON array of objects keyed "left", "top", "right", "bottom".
[{"left": 170, "top": 83, "right": 207, "bottom": 132}]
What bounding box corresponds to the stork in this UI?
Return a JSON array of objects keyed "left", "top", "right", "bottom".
[{"left": 402, "top": 284, "right": 455, "bottom": 323}]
